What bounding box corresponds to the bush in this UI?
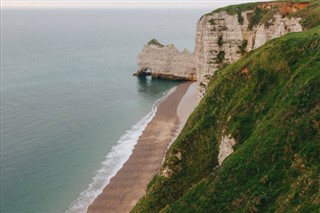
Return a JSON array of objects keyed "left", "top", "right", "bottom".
[
  {"left": 216, "top": 51, "right": 225, "bottom": 63},
  {"left": 238, "top": 39, "right": 248, "bottom": 54}
]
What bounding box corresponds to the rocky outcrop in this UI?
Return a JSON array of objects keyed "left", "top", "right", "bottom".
[
  {"left": 195, "top": 2, "right": 307, "bottom": 97},
  {"left": 134, "top": 39, "right": 196, "bottom": 81},
  {"left": 134, "top": 2, "right": 309, "bottom": 98},
  {"left": 218, "top": 134, "right": 236, "bottom": 165},
  {"left": 257, "top": 2, "right": 309, "bottom": 15}
]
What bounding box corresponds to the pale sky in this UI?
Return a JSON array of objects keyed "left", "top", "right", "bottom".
[{"left": 2, "top": 0, "right": 271, "bottom": 9}]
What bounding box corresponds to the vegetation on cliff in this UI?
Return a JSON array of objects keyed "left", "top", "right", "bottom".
[
  {"left": 290, "top": 0, "right": 320, "bottom": 29},
  {"left": 147, "top": 39, "right": 164, "bottom": 47},
  {"left": 207, "top": 0, "right": 320, "bottom": 30},
  {"left": 132, "top": 25, "right": 320, "bottom": 212}
]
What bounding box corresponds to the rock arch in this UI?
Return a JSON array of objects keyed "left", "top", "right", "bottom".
[{"left": 133, "top": 39, "right": 197, "bottom": 81}]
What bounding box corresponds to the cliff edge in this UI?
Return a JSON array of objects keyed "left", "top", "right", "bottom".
[
  {"left": 134, "top": 2, "right": 316, "bottom": 98},
  {"left": 195, "top": 1, "right": 309, "bottom": 97}
]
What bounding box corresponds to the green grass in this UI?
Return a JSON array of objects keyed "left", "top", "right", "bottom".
[
  {"left": 210, "top": 2, "right": 258, "bottom": 15},
  {"left": 248, "top": 7, "right": 265, "bottom": 30},
  {"left": 290, "top": 1, "right": 320, "bottom": 29},
  {"left": 131, "top": 26, "right": 320, "bottom": 213},
  {"left": 147, "top": 39, "right": 164, "bottom": 47}
]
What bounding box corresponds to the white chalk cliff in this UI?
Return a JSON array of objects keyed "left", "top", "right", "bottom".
[
  {"left": 134, "top": 39, "right": 196, "bottom": 81},
  {"left": 195, "top": 2, "right": 307, "bottom": 97},
  {"left": 135, "top": 2, "right": 308, "bottom": 97}
]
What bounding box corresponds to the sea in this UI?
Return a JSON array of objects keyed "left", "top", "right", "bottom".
[{"left": 1, "top": 8, "right": 209, "bottom": 213}]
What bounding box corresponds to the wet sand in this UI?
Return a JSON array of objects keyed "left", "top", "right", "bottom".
[{"left": 87, "top": 82, "right": 197, "bottom": 213}]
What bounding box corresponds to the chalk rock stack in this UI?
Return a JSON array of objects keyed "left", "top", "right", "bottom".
[{"left": 134, "top": 39, "right": 196, "bottom": 81}]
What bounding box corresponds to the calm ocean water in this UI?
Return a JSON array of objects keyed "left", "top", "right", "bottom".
[{"left": 1, "top": 9, "right": 208, "bottom": 213}]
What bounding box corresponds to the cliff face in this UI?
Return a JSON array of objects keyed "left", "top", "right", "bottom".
[
  {"left": 132, "top": 2, "right": 320, "bottom": 213},
  {"left": 135, "top": 2, "right": 309, "bottom": 98},
  {"left": 195, "top": 2, "right": 306, "bottom": 97},
  {"left": 134, "top": 39, "right": 196, "bottom": 81}
]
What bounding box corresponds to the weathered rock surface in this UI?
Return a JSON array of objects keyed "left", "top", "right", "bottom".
[
  {"left": 195, "top": 2, "right": 307, "bottom": 97},
  {"left": 218, "top": 134, "right": 236, "bottom": 166},
  {"left": 134, "top": 39, "right": 196, "bottom": 81}
]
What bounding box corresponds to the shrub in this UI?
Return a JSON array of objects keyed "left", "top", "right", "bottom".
[
  {"left": 216, "top": 51, "right": 225, "bottom": 63},
  {"left": 238, "top": 39, "right": 248, "bottom": 54}
]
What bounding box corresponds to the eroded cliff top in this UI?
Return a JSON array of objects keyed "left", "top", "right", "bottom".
[
  {"left": 203, "top": 1, "right": 319, "bottom": 29},
  {"left": 212, "top": 2, "right": 308, "bottom": 14}
]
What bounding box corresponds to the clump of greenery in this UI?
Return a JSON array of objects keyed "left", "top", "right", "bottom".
[
  {"left": 238, "top": 39, "right": 248, "bottom": 54},
  {"left": 237, "top": 10, "right": 244, "bottom": 25},
  {"left": 147, "top": 39, "right": 164, "bottom": 47},
  {"left": 208, "top": 18, "right": 216, "bottom": 25},
  {"left": 217, "top": 35, "right": 224, "bottom": 47},
  {"left": 290, "top": 1, "right": 320, "bottom": 29},
  {"left": 132, "top": 26, "right": 320, "bottom": 213},
  {"left": 205, "top": 3, "right": 270, "bottom": 30},
  {"left": 210, "top": 2, "right": 258, "bottom": 15},
  {"left": 199, "top": 82, "right": 206, "bottom": 88},
  {"left": 204, "top": 0, "right": 319, "bottom": 31},
  {"left": 248, "top": 7, "right": 265, "bottom": 30},
  {"left": 216, "top": 50, "right": 225, "bottom": 63},
  {"left": 260, "top": 7, "right": 280, "bottom": 27}
]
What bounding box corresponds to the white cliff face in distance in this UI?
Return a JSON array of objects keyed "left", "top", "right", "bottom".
[
  {"left": 195, "top": 3, "right": 305, "bottom": 97},
  {"left": 135, "top": 2, "right": 309, "bottom": 98}
]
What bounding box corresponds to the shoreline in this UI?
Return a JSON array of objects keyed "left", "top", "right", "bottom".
[{"left": 87, "top": 81, "right": 198, "bottom": 213}]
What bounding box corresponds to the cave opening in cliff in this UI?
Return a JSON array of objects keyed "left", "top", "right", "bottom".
[{"left": 145, "top": 68, "right": 152, "bottom": 76}]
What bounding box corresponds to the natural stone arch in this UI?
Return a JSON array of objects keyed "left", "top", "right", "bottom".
[
  {"left": 133, "top": 39, "right": 196, "bottom": 81},
  {"left": 134, "top": 67, "right": 152, "bottom": 77}
]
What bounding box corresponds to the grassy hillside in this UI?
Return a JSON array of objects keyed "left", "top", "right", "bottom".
[{"left": 132, "top": 26, "right": 320, "bottom": 212}]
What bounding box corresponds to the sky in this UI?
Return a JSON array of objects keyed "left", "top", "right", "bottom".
[{"left": 2, "top": 0, "right": 271, "bottom": 9}]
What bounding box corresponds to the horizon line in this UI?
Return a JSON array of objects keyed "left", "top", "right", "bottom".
[{"left": 2, "top": 0, "right": 271, "bottom": 9}]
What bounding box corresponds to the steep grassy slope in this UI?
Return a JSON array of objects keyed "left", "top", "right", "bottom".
[{"left": 132, "top": 26, "right": 320, "bottom": 212}]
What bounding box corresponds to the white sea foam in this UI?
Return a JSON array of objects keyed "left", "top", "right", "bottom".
[{"left": 66, "top": 101, "right": 159, "bottom": 213}]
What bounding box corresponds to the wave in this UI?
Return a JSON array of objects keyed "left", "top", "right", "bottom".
[{"left": 66, "top": 97, "right": 162, "bottom": 213}]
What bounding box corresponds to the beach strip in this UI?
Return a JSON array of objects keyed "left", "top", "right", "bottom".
[{"left": 87, "top": 81, "right": 197, "bottom": 213}]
